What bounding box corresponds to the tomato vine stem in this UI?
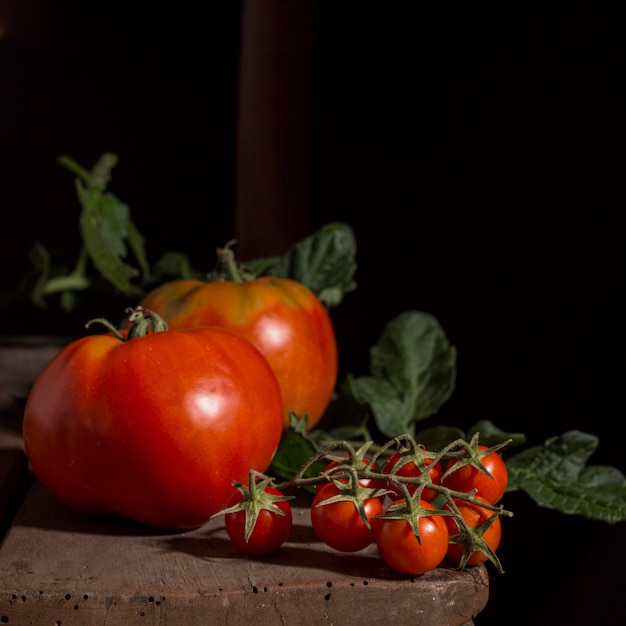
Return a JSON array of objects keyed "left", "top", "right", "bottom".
[{"left": 85, "top": 306, "right": 169, "bottom": 341}]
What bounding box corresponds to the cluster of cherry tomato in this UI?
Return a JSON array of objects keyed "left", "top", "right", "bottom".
[{"left": 216, "top": 436, "right": 510, "bottom": 576}]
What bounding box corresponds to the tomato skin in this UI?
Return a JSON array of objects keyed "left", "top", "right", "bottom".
[
  {"left": 224, "top": 487, "right": 292, "bottom": 555},
  {"left": 443, "top": 445, "right": 508, "bottom": 504},
  {"left": 311, "top": 483, "right": 383, "bottom": 552},
  {"left": 383, "top": 451, "right": 443, "bottom": 502},
  {"left": 375, "top": 499, "right": 449, "bottom": 575},
  {"left": 22, "top": 327, "right": 284, "bottom": 530},
  {"left": 139, "top": 277, "right": 338, "bottom": 430},
  {"left": 444, "top": 497, "right": 502, "bottom": 566}
]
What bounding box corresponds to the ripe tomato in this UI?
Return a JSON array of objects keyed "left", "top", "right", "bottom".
[
  {"left": 138, "top": 274, "right": 337, "bottom": 430},
  {"left": 444, "top": 496, "right": 502, "bottom": 566},
  {"left": 375, "top": 499, "right": 449, "bottom": 575},
  {"left": 310, "top": 483, "right": 383, "bottom": 552},
  {"left": 224, "top": 486, "right": 293, "bottom": 555},
  {"left": 383, "top": 451, "right": 443, "bottom": 502},
  {"left": 22, "top": 310, "right": 284, "bottom": 529},
  {"left": 443, "top": 445, "right": 508, "bottom": 504}
]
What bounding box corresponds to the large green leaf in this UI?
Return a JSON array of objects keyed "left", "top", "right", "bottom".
[
  {"left": 244, "top": 222, "right": 357, "bottom": 307},
  {"left": 77, "top": 182, "right": 143, "bottom": 297},
  {"left": 506, "top": 430, "right": 626, "bottom": 523},
  {"left": 350, "top": 310, "right": 457, "bottom": 438}
]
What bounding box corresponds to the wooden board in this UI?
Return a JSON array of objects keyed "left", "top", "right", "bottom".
[{"left": 0, "top": 480, "right": 489, "bottom": 625}]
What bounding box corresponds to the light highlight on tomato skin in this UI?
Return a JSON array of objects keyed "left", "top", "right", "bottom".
[
  {"left": 22, "top": 327, "right": 284, "bottom": 530},
  {"left": 139, "top": 276, "right": 338, "bottom": 430}
]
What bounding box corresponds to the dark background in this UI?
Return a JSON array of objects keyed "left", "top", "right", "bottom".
[{"left": 1, "top": 2, "right": 624, "bottom": 624}]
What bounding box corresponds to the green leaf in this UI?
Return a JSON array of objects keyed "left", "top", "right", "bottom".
[
  {"left": 350, "top": 310, "right": 457, "bottom": 439},
  {"left": 414, "top": 425, "right": 466, "bottom": 451},
  {"left": 244, "top": 222, "right": 357, "bottom": 307},
  {"left": 506, "top": 430, "right": 626, "bottom": 523},
  {"left": 59, "top": 153, "right": 150, "bottom": 298},
  {"left": 467, "top": 420, "right": 527, "bottom": 450},
  {"left": 319, "top": 375, "right": 371, "bottom": 431},
  {"left": 78, "top": 183, "right": 142, "bottom": 297},
  {"left": 268, "top": 428, "right": 325, "bottom": 493},
  {"left": 126, "top": 218, "right": 152, "bottom": 284},
  {"left": 149, "top": 251, "right": 206, "bottom": 283},
  {"left": 28, "top": 243, "right": 52, "bottom": 308}
]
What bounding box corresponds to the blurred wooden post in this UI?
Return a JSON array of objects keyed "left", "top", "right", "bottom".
[{"left": 234, "top": 0, "right": 316, "bottom": 260}]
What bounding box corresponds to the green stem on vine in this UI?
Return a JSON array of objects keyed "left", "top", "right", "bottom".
[
  {"left": 215, "top": 241, "right": 256, "bottom": 283},
  {"left": 42, "top": 246, "right": 90, "bottom": 295},
  {"left": 85, "top": 306, "right": 169, "bottom": 341},
  {"left": 272, "top": 436, "right": 514, "bottom": 518}
]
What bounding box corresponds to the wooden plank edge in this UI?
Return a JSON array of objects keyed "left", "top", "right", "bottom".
[{"left": 0, "top": 447, "right": 32, "bottom": 543}]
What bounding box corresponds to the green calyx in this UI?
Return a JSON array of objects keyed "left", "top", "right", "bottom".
[
  {"left": 213, "top": 472, "right": 294, "bottom": 543},
  {"left": 85, "top": 306, "right": 169, "bottom": 341}
]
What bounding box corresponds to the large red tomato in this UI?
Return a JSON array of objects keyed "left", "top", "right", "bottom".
[
  {"left": 138, "top": 272, "right": 338, "bottom": 430},
  {"left": 22, "top": 308, "right": 284, "bottom": 530}
]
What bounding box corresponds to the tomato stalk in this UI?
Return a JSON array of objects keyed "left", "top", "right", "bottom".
[
  {"left": 374, "top": 490, "right": 452, "bottom": 543},
  {"left": 85, "top": 306, "right": 169, "bottom": 341},
  {"left": 445, "top": 496, "right": 504, "bottom": 572},
  {"left": 312, "top": 465, "right": 389, "bottom": 532},
  {"left": 440, "top": 432, "right": 509, "bottom": 482},
  {"left": 211, "top": 241, "right": 256, "bottom": 284}
]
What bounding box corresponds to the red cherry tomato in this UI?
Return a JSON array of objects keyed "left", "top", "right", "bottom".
[
  {"left": 443, "top": 445, "right": 508, "bottom": 504},
  {"left": 22, "top": 309, "right": 284, "bottom": 529},
  {"left": 224, "top": 486, "right": 293, "bottom": 555},
  {"left": 375, "top": 499, "right": 449, "bottom": 575},
  {"left": 444, "top": 496, "right": 502, "bottom": 566},
  {"left": 310, "top": 483, "right": 383, "bottom": 552},
  {"left": 383, "top": 451, "right": 443, "bottom": 502}
]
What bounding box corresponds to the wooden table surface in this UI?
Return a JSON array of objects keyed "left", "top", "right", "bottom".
[{"left": 0, "top": 338, "right": 490, "bottom": 625}]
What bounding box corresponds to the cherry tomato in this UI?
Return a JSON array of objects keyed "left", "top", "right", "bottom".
[
  {"left": 22, "top": 309, "right": 284, "bottom": 529},
  {"left": 443, "top": 445, "right": 508, "bottom": 504},
  {"left": 224, "top": 486, "right": 292, "bottom": 555},
  {"left": 375, "top": 499, "right": 449, "bottom": 575},
  {"left": 383, "top": 451, "right": 443, "bottom": 502},
  {"left": 139, "top": 273, "right": 337, "bottom": 431},
  {"left": 310, "top": 483, "right": 383, "bottom": 552},
  {"left": 444, "top": 496, "right": 502, "bottom": 566}
]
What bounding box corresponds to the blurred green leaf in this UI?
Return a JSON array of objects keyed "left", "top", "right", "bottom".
[
  {"left": 506, "top": 430, "right": 626, "bottom": 523},
  {"left": 244, "top": 222, "right": 357, "bottom": 308}
]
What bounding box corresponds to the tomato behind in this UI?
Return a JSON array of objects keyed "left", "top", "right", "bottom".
[{"left": 139, "top": 276, "right": 338, "bottom": 430}]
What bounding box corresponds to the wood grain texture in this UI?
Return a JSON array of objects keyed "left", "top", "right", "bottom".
[{"left": 0, "top": 481, "right": 489, "bottom": 625}]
